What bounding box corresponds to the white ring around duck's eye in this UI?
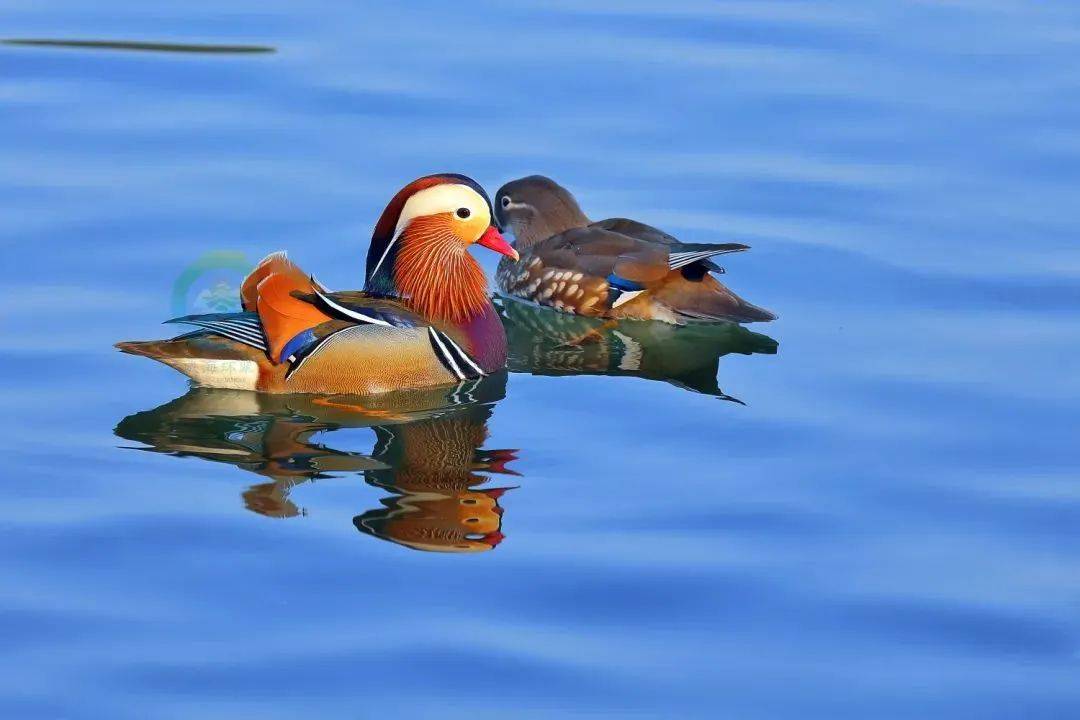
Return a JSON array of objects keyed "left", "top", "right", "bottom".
[
  {"left": 456, "top": 207, "right": 471, "bottom": 219},
  {"left": 501, "top": 196, "right": 511, "bottom": 208}
]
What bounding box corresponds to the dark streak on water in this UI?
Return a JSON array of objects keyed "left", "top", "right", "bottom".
[{"left": 3, "top": 39, "right": 275, "bottom": 54}]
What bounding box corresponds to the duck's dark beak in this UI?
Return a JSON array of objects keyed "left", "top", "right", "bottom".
[{"left": 476, "top": 226, "right": 518, "bottom": 261}]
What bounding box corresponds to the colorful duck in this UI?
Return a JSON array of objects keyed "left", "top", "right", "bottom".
[
  {"left": 493, "top": 175, "right": 775, "bottom": 324},
  {"left": 117, "top": 174, "right": 519, "bottom": 394}
]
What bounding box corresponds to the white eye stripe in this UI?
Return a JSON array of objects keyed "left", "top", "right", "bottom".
[{"left": 393, "top": 184, "right": 490, "bottom": 238}]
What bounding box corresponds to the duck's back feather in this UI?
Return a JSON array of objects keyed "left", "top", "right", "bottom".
[{"left": 498, "top": 225, "right": 773, "bottom": 324}]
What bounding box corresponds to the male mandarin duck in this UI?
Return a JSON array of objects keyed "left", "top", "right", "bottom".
[
  {"left": 493, "top": 175, "right": 776, "bottom": 324},
  {"left": 117, "top": 174, "right": 519, "bottom": 394}
]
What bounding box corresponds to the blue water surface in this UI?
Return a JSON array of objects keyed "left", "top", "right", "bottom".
[{"left": 2, "top": 1, "right": 1080, "bottom": 718}]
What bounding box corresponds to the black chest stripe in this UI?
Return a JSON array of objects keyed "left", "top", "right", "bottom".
[{"left": 427, "top": 328, "right": 485, "bottom": 380}]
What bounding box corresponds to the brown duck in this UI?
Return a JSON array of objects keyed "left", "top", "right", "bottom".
[{"left": 493, "top": 175, "right": 775, "bottom": 324}]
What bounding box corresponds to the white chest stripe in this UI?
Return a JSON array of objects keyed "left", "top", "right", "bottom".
[
  {"left": 428, "top": 327, "right": 466, "bottom": 381},
  {"left": 438, "top": 332, "right": 485, "bottom": 377},
  {"left": 367, "top": 232, "right": 401, "bottom": 284}
]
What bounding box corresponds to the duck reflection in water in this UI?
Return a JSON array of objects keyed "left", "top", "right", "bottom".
[
  {"left": 114, "top": 374, "right": 517, "bottom": 553},
  {"left": 498, "top": 296, "right": 777, "bottom": 403},
  {"left": 115, "top": 295, "right": 774, "bottom": 553}
]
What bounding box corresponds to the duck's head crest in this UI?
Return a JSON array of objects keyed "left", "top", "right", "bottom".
[{"left": 365, "top": 173, "right": 517, "bottom": 323}]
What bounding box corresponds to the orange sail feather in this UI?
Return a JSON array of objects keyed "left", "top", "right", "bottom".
[{"left": 241, "top": 253, "right": 331, "bottom": 363}]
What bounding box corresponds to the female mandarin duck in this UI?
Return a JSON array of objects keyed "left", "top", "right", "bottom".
[
  {"left": 117, "top": 174, "right": 519, "bottom": 394},
  {"left": 493, "top": 175, "right": 776, "bottom": 324}
]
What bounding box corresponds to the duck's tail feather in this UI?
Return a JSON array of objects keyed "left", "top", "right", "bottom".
[
  {"left": 115, "top": 332, "right": 267, "bottom": 390},
  {"left": 654, "top": 274, "right": 777, "bottom": 324},
  {"left": 667, "top": 241, "right": 749, "bottom": 271},
  {"left": 164, "top": 311, "right": 268, "bottom": 352},
  {"left": 676, "top": 304, "right": 776, "bottom": 323},
  {"left": 115, "top": 339, "right": 178, "bottom": 360}
]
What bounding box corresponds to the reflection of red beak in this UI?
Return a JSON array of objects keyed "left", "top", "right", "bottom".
[
  {"left": 476, "top": 226, "right": 519, "bottom": 261},
  {"left": 480, "top": 530, "right": 505, "bottom": 547},
  {"left": 483, "top": 449, "right": 521, "bottom": 476}
]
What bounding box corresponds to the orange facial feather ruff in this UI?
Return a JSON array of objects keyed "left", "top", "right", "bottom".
[{"left": 393, "top": 214, "right": 490, "bottom": 325}]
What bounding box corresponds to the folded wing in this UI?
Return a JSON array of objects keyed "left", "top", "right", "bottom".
[
  {"left": 163, "top": 253, "right": 488, "bottom": 387},
  {"left": 238, "top": 252, "right": 333, "bottom": 363},
  {"left": 590, "top": 217, "right": 747, "bottom": 275}
]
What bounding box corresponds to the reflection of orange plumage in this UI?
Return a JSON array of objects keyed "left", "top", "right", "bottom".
[
  {"left": 385, "top": 415, "right": 487, "bottom": 491},
  {"left": 242, "top": 480, "right": 303, "bottom": 519},
  {"left": 113, "top": 378, "right": 520, "bottom": 553},
  {"left": 366, "top": 412, "right": 519, "bottom": 495},
  {"left": 355, "top": 489, "right": 506, "bottom": 553},
  {"left": 358, "top": 410, "right": 517, "bottom": 552}
]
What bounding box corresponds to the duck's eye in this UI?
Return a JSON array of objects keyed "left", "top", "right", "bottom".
[
  {"left": 500, "top": 196, "right": 511, "bottom": 208},
  {"left": 456, "top": 207, "right": 471, "bottom": 219}
]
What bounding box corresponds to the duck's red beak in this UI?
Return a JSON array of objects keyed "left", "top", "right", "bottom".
[{"left": 476, "top": 226, "right": 519, "bottom": 261}]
